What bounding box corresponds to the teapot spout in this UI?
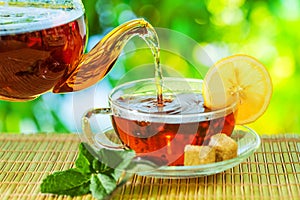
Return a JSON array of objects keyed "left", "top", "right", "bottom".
[{"left": 53, "top": 18, "right": 159, "bottom": 93}]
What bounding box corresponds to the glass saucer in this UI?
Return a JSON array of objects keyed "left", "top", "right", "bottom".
[
  {"left": 135, "top": 125, "right": 260, "bottom": 178},
  {"left": 100, "top": 125, "right": 260, "bottom": 178}
]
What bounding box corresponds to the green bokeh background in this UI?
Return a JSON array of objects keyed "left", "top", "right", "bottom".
[{"left": 1, "top": 0, "right": 299, "bottom": 134}]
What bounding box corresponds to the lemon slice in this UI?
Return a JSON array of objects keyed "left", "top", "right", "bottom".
[{"left": 203, "top": 54, "right": 272, "bottom": 124}]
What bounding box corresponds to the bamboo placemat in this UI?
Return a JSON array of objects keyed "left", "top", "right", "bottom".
[{"left": 0, "top": 134, "right": 299, "bottom": 200}]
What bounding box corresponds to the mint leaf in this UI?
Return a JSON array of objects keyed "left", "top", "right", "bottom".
[
  {"left": 90, "top": 173, "right": 117, "bottom": 200},
  {"left": 96, "top": 148, "right": 135, "bottom": 182},
  {"left": 92, "top": 158, "right": 114, "bottom": 174},
  {"left": 40, "top": 168, "right": 90, "bottom": 196},
  {"left": 79, "top": 143, "right": 97, "bottom": 163},
  {"left": 75, "top": 143, "right": 97, "bottom": 174},
  {"left": 98, "top": 148, "right": 136, "bottom": 169}
]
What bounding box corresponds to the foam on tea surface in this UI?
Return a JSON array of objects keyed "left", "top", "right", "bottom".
[{"left": 115, "top": 93, "right": 206, "bottom": 115}]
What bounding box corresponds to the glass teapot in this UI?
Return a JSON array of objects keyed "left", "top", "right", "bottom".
[{"left": 0, "top": 0, "right": 159, "bottom": 101}]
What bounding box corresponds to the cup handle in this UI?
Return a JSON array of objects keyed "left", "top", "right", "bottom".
[{"left": 81, "top": 108, "right": 126, "bottom": 150}]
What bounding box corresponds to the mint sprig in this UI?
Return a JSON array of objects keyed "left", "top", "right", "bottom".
[{"left": 40, "top": 143, "right": 135, "bottom": 199}]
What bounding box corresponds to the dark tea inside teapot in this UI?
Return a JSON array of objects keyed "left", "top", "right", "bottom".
[{"left": 0, "top": 0, "right": 159, "bottom": 101}]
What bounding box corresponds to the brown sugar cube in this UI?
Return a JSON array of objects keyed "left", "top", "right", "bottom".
[
  {"left": 208, "top": 133, "right": 238, "bottom": 162},
  {"left": 184, "top": 145, "right": 216, "bottom": 166}
]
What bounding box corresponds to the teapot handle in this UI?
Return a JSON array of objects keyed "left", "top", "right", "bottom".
[{"left": 53, "top": 18, "right": 159, "bottom": 93}]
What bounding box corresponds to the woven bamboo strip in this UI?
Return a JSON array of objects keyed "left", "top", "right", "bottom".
[{"left": 0, "top": 134, "right": 299, "bottom": 200}]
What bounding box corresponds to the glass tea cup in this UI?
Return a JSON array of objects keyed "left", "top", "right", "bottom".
[{"left": 82, "top": 77, "right": 238, "bottom": 166}]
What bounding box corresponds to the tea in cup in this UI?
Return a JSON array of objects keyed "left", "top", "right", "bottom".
[{"left": 82, "top": 77, "right": 237, "bottom": 166}]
